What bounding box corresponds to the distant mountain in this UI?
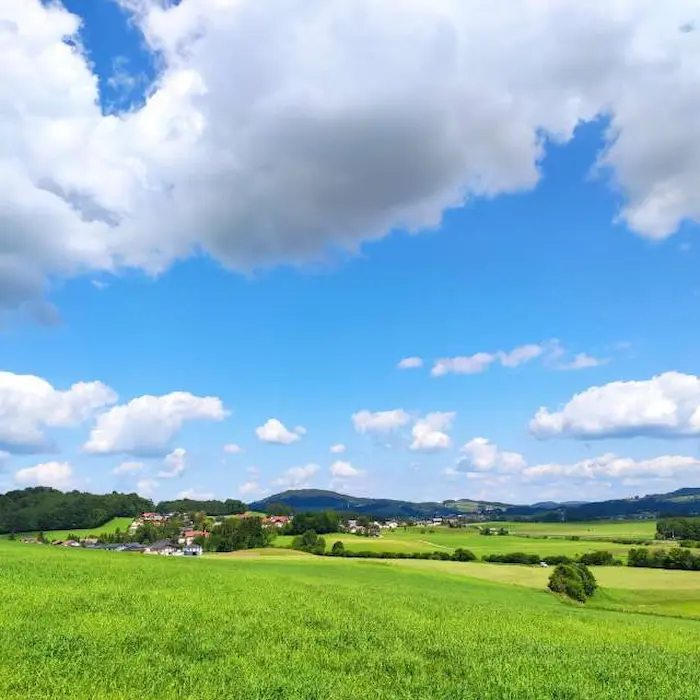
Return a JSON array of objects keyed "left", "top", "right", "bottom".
[
  {"left": 249, "top": 489, "right": 459, "bottom": 518},
  {"left": 250, "top": 487, "right": 700, "bottom": 521}
]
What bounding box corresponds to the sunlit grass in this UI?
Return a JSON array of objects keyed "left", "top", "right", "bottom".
[{"left": 2, "top": 540, "right": 700, "bottom": 699}]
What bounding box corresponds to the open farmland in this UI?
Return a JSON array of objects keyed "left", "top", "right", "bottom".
[
  {"left": 2, "top": 541, "right": 700, "bottom": 699},
  {"left": 480, "top": 520, "right": 657, "bottom": 540},
  {"left": 277, "top": 523, "right": 654, "bottom": 559},
  {"left": 0, "top": 517, "right": 134, "bottom": 542}
]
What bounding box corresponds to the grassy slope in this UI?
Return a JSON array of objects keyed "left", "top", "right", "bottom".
[
  {"left": 0, "top": 517, "right": 134, "bottom": 541},
  {"left": 378, "top": 559, "right": 700, "bottom": 620},
  {"left": 2, "top": 542, "right": 700, "bottom": 699}
]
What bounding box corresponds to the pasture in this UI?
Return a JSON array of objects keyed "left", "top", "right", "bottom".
[
  {"left": 279, "top": 523, "right": 652, "bottom": 559},
  {"left": 2, "top": 541, "right": 700, "bottom": 699},
  {"left": 480, "top": 519, "right": 657, "bottom": 540}
]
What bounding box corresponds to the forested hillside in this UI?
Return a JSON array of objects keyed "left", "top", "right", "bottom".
[
  {"left": 156, "top": 498, "right": 246, "bottom": 516},
  {"left": 0, "top": 488, "right": 153, "bottom": 534}
]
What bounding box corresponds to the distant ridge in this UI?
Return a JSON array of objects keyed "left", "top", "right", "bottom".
[{"left": 250, "top": 486, "right": 700, "bottom": 520}]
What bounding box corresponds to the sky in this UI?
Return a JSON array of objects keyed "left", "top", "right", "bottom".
[{"left": 1, "top": 0, "right": 700, "bottom": 505}]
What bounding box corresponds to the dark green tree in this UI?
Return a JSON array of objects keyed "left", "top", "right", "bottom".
[
  {"left": 452, "top": 548, "right": 476, "bottom": 562},
  {"left": 548, "top": 563, "right": 597, "bottom": 602}
]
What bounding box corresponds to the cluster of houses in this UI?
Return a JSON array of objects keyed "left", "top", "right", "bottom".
[
  {"left": 23, "top": 538, "right": 206, "bottom": 556},
  {"left": 341, "top": 516, "right": 454, "bottom": 536},
  {"left": 19, "top": 511, "right": 295, "bottom": 557}
]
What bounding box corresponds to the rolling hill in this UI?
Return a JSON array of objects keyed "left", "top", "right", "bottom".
[{"left": 250, "top": 487, "right": 700, "bottom": 521}]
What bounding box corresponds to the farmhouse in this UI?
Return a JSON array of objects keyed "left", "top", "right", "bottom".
[
  {"left": 144, "top": 539, "right": 179, "bottom": 556},
  {"left": 264, "top": 515, "right": 291, "bottom": 528},
  {"left": 178, "top": 529, "right": 209, "bottom": 545}
]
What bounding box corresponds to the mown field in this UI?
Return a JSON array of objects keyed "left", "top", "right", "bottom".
[
  {"left": 276, "top": 521, "right": 658, "bottom": 559},
  {"left": 2, "top": 541, "right": 700, "bottom": 699},
  {"left": 0, "top": 517, "right": 134, "bottom": 541}
]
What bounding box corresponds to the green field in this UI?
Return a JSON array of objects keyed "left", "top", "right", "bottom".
[
  {"left": 277, "top": 523, "right": 654, "bottom": 559},
  {"left": 379, "top": 559, "right": 700, "bottom": 620},
  {"left": 0, "top": 517, "right": 134, "bottom": 541},
  {"left": 2, "top": 540, "right": 700, "bottom": 699},
  {"left": 481, "top": 519, "right": 657, "bottom": 539}
]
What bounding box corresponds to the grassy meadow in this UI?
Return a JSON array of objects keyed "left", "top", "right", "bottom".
[
  {"left": 480, "top": 519, "right": 657, "bottom": 539},
  {"left": 2, "top": 540, "right": 700, "bottom": 699},
  {"left": 277, "top": 521, "right": 658, "bottom": 559},
  {"left": 0, "top": 517, "right": 134, "bottom": 541}
]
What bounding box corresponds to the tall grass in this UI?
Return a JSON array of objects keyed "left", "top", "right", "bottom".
[{"left": 1, "top": 541, "right": 700, "bottom": 699}]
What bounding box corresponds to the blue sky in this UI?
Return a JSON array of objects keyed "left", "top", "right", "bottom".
[{"left": 1, "top": 0, "right": 699, "bottom": 504}]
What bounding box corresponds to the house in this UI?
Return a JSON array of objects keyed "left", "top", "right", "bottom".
[
  {"left": 141, "top": 512, "right": 165, "bottom": 523},
  {"left": 178, "top": 529, "right": 209, "bottom": 546},
  {"left": 183, "top": 544, "right": 203, "bottom": 556},
  {"left": 117, "top": 543, "right": 146, "bottom": 553},
  {"left": 144, "top": 539, "right": 178, "bottom": 556}
]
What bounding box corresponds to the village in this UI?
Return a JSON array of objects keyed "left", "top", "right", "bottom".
[{"left": 17, "top": 511, "right": 460, "bottom": 555}]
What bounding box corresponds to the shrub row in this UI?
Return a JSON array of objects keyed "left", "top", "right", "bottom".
[
  {"left": 324, "top": 545, "right": 477, "bottom": 562},
  {"left": 323, "top": 544, "right": 621, "bottom": 568},
  {"left": 627, "top": 547, "right": 700, "bottom": 570}
]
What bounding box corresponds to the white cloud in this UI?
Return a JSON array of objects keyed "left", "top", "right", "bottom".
[
  {"left": 431, "top": 353, "right": 496, "bottom": 377},
  {"left": 3, "top": 1, "right": 700, "bottom": 311},
  {"left": 237, "top": 480, "right": 264, "bottom": 497},
  {"left": 530, "top": 372, "right": 700, "bottom": 439},
  {"left": 330, "top": 443, "right": 346, "bottom": 454},
  {"left": 456, "top": 438, "right": 526, "bottom": 473},
  {"left": 255, "top": 418, "right": 303, "bottom": 445},
  {"left": 432, "top": 343, "right": 547, "bottom": 377},
  {"left": 524, "top": 453, "right": 700, "bottom": 481},
  {"left": 397, "top": 357, "right": 424, "bottom": 370},
  {"left": 330, "top": 460, "right": 363, "bottom": 478},
  {"left": 112, "top": 461, "right": 144, "bottom": 476},
  {"left": 157, "top": 447, "right": 186, "bottom": 478},
  {"left": 556, "top": 353, "right": 610, "bottom": 371},
  {"left": 497, "top": 344, "right": 546, "bottom": 368},
  {"left": 272, "top": 463, "right": 319, "bottom": 489},
  {"left": 410, "top": 412, "right": 455, "bottom": 452},
  {"left": 14, "top": 461, "right": 74, "bottom": 489},
  {"left": 136, "top": 478, "right": 158, "bottom": 498},
  {"left": 223, "top": 443, "right": 243, "bottom": 454},
  {"left": 83, "top": 392, "right": 226, "bottom": 455},
  {"left": 177, "top": 488, "right": 215, "bottom": 500},
  {"left": 352, "top": 409, "right": 410, "bottom": 433},
  {"left": 0, "top": 371, "right": 116, "bottom": 452}
]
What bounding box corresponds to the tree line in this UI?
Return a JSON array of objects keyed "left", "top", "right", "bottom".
[
  {"left": 656, "top": 517, "right": 700, "bottom": 541},
  {"left": 0, "top": 488, "right": 254, "bottom": 535},
  {"left": 628, "top": 546, "right": 700, "bottom": 570},
  {"left": 156, "top": 498, "right": 246, "bottom": 516},
  {"left": 0, "top": 488, "right": 153, "bottom": 534}
]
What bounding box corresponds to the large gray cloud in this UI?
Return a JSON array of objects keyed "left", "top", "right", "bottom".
[{"left": 1, "top": 0, "right": 699, "bottom": 308}]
